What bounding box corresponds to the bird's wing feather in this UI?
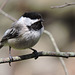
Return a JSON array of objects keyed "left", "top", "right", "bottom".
[{"left": 1, "top": 27, "right": 19, "bottom": 42}]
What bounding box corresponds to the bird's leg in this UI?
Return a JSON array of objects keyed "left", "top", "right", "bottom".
[
  {"left": 30, "top": 48, "right": 38, "bottom": 59},
  {"left": 9, "top": 46, "right": 13, "bottom": 66}
]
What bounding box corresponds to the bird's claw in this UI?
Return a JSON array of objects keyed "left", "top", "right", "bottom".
[
  {"left": 9, "top": 55, "right": 13, "bottom": 66},
  {"left": 30, "top": 48, "right": 38, "bottom": 59}
]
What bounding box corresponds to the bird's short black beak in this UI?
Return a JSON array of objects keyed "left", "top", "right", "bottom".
[{"left": 40, "top": 19, "right": 44, "bottom": 22}]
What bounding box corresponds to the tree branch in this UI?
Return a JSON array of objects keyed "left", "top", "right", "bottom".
[
  {"left": 51, "top": 2, "right": 75, "bottom": 8},
  {"left": 0, "top": 9, "right": 17, "bottom": 21},
  {"left": 0, "top": 51, "right": 75, "bottom": 64},
  {"left": 0, "top": 0, "right": 9, "bottom": 9},
  {"left": 44, "top": 30, "right": 68, "bottom": 75}
]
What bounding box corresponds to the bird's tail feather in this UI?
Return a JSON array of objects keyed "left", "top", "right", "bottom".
[{"left": 0, "top": 41, "right": 3, "bottom": 49}]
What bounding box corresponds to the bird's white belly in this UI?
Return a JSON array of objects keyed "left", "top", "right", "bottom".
[
  {"left": 7, "top": 38, "right": 39, "bottom": 50},
  {"left": 7, "top": 32, "right": 40, "bottom": 50}
]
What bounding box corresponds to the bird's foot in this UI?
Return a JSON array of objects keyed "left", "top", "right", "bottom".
[
  {"left": 30, "top": 48, "right": 38, "bottom": 59},
  {"left": 9, "top": 55, "right": 13, "bottom": 66}
]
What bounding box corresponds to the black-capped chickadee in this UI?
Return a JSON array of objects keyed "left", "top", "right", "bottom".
[{"left": 0, "top": 12, "right": 44, "bottom": 65}]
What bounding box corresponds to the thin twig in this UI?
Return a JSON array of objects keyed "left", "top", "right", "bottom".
[
  {"left": 0, "top": 0, "right": 17, "bottom": 22},
  {"left": 51, "top": 2, "right": 75, "bottom": 8},
  {"left": 0, "top": 0, "right": 9, "bottom": 9},
  {"left": 0, "top": 51, "right": 75, "bottom": 64},
  {"left": 44, "top": 30, "right": 68, "bottom": 75},
  {"left": 0, "top": 9, "right": 17, "bottom": 21}
]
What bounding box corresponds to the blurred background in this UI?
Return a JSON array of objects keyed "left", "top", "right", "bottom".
[{"left": 0, "top": 0, "right": 75, "bottom": 75}]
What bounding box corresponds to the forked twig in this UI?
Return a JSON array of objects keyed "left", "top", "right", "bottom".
[{"left": 51, "top": 2, "right": 75, "bottom": 8}]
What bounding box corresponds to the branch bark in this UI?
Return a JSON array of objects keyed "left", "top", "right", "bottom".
[{"left": 0, "top": 51, "right": 75, "bottom": 64}]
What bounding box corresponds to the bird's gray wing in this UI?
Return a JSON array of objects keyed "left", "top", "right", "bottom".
[{"left": 1, "top": 27, "right": 19, "bottom": 43}]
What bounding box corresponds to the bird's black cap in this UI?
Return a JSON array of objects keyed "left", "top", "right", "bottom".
[{"left": 22, "top": 12, "right": 42, "bottom": 19}]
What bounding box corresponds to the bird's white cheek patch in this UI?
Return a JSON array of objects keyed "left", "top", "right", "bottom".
[{"left": 18, "top": 16, "right": 39, "bottom": 26}]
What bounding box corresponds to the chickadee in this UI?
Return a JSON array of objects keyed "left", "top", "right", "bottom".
[{"left": 0, "top": 12, "right": 44, "bottom": 65}]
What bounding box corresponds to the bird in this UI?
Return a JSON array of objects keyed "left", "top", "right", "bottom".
[{"left": 0, "top": 12, "right": 44, "bottom": 65}]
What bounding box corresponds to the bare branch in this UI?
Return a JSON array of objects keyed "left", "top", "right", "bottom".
[
  {"left": 0, "top": 0, "right": 17, "bottom": 21},
  {"left": 0, "top": 0, "right": 9, "bottom": 9},
  {"left": 0, "top": 9, "right": 17, "bottom": 21},
  {"left": 44, "top": 30, "right": 68, "bottom": 75},
  {"left": 51, "top": 2, "right": 75, "bottom": 8},
  {"left": 0, "top": 51, "right": 75, "bottom": 64}
]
